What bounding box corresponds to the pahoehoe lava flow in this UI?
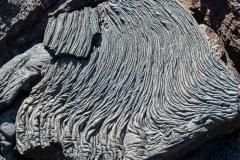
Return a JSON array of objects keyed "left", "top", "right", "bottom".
[{"left": 0, "top": 0, "right": 239, "bottom": 159}]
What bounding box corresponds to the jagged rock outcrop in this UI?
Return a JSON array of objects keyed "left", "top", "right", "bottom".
[
  {"left": 0, "top": 0, "right": 44, "bottom": 66},
  {"left": 0, "top": 0, "right": 105, "bottom": 67},
  {"left": 0, "top": 0, "right": 239, "bottom": 159},
  {"left": 199, "top": 24, "right": 240, "bottom": 80},
  {"left": 179, "top": 0, "right": 240, "bottom": 73}
]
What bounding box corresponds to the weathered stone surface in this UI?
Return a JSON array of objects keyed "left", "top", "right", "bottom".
[
  {"left": 0, "top": 0, "right": 239, "bottom": 159},
  {"left": 0, "top": 0, "right": 104, "bottom": 67},
  {"left": 0, "top": 43, "right": 51, "bottom": 110},
  {"left": 43, "top": 8, "right": 101, "bottom": 58},
  {"left": 0, "top": 110, "right": 17, "bottom": 158},
  {"left": 0, "top": 122, "right": 16, "bottom": 141},
  {"left": 199, "top": 24, "right": 240, "bottom": 80},
  {"left": 179, "top": 0, "right": 240, "bottom": 73},
  {"left": 0, "top": 0, "right": 44, "bottom": 65},
  {"left": 199, "top": 24, "right": 226, "bottom": 59},
  {"left": 219, "top": 1, "right": 240, "bottom": 72},
  {"left": 0, "top": 109, "right": 34, "bottom": 159},
  {"left": 0, "top": 0, "right": 235, "bottom": 159}
]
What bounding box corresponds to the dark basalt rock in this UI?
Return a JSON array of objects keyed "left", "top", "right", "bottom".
[
  {"left": 0, "top": 0, "right": 239, "bottom": 159},
  {"left": 179, "top": 0, "right": 240, "bottom": 74},
  {"left": 182, "top": 129, "right": 240, "bottom": 160},
  {"left": 0, "top": 0, "right": 44, "bottom": 66}
]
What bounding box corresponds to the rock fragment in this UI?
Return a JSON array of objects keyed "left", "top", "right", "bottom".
[{"left": 0, "top": 122, "right": 15, "bottom": 141}]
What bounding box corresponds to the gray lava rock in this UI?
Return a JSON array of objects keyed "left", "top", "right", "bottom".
[
  {"left": 0, "top": 43, "right": 52, "bottom": 110},
  {"left": 0, "top": 0, "right": 239, "bottom": 160},
  {"left": 12, "top": 0, "right": 240, "bottom": 159},
  {"left": 0, "top": 123, "right": 15, "bottom": 141}
]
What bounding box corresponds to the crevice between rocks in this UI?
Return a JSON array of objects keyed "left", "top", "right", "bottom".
[
  {"left": 23, "top": 143, "right": 67, "bottom": 160},
  {"left": 181, "top": 1, "right": 240, "bottom": 76},
  {"left": 0, "top": 74, "right": 45, "bottom": 159},
  {"left": 44, "top": 32, "right": 102, "bottom": 60}
]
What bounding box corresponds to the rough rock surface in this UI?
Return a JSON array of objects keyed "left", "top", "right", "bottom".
[
  {"left": 43, "top": 8, "right": 101, "bottom": 58},
  {"left": 178, "top": 0, "right": 240, "bottom": 73},
  {"left": 0, "top": 43, "right": 51, "bottom": 110},
  {"left": 0, "top": 0, "right": 44, "bottom": 66},
  {"left": 0, "top": 0, "right": 239, "bottom": 160},
  {"left": 199, "top": 24, "right": 240, "bottom": 80},
  {"left": 0, "top": 0, "right": 105, "bottom": 67},
  {"left": 11, "top": 0, "right": 240, "bottom": 159},
  {"left": 0, "top": 110, "right": 29, "bottom": 159},
  {"left": 177, "top": 1, "right": 240, "bottom": 159},
  {"left": 0, "top": 122, "right": 16, "bottom": 141}
]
